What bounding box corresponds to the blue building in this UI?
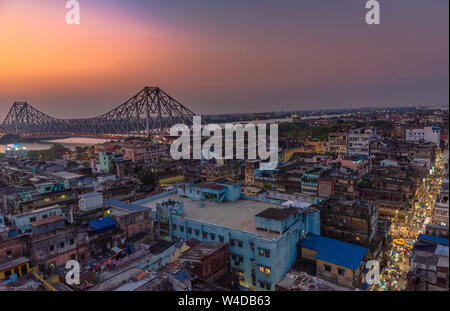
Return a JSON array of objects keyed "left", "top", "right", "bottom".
[
  {"left": 10, "top": 205, "right": 63, "bottom": 234},
  {"left": 5, "top": 144, "right": 27, "bottom": 158},
  {"left": 138, "top": 181, "right": 320, "bottom": 290},
  {"left": 98, "top": 151, "right": 124, "bottom": 173}
]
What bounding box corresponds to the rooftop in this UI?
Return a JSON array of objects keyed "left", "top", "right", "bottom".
[
  {"left": 79, "top": 192, "right": 102, "bottom": 199},
  {"left": 418, "top": 234, "right": 449, "bottom": 246},
  {"left": 0, "top": 257, "right": 30, "bottom": 272},
  {"left": 51, "top": 171, "right": 84, "bottom": 180},
  {"left": 105, "top": 199, "right": 151, "bottom": 213},
  {"left": 193, "top": 182, "right": 227, "bottom": 191},
  {"left": 139, "top": 193, "right": 286, "bottom": 240},
  {"left": 298, "top": 233, "right": 368, "bottom": 271},
  {"left": 255, "top": 207, "right": 298, "bottom": 221},
  {"left": 180, "top": 242, "right": 227, "bottom": 262},
  {"left": 276, "top": 271, "right": 350, "bottom": 291},
  {"left": 148, "top": 239, "right": 175, "bottom": 254},
  {"left": 30, "top": 215, "right": 65, "bottom": 227}
]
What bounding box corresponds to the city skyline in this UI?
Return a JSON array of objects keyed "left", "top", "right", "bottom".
[{"left": 0, "top": 0, "right": 448, "bottom": 121}]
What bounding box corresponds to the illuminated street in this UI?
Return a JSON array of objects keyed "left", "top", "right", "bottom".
[{"left": 376, "top": 150, "right": 445, "bottom": 291}]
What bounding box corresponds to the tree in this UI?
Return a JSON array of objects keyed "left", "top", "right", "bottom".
[
  {"left": 137, "top": 170, "right": 157, "bottom": 187},
  {"left": 66, "top": 160, "right": 77, "bottom": 168}
]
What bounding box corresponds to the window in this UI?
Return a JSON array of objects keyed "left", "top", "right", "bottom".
[
  {"left": 250, "top": 243, "right": 255, "bottom": 251},
  {"left": 251, "top": 259, "right": 255, "bottom": 267},
  {"left": 324, "top": 265, "right": 331, "bottom": 272},
  {"left": 230, "top": 239, "right": 236, "bottom": 246},
  {"left": 266, "top": 283, "right": 271, "bottom": 290},
  {"left": 258, "top": 248, "right": 264, "bottom": 256},
  {"left": 4, "top": 270, "right": 12, "bottom": 279},
  {"left": 210, "top": 233, "right": 215, "bottom": 241},
  {"left": 265, "top": 250, "right": 270, "bottom": 258},
  {"left": 202, "top": 232, "right": 208, "bottom": 239},
  {"left": 69, "top": 239, "right": 74, "bottom": 245},
  {"left": 42, "top": 214, "right": 48, "bottom": 219},
  {"left": 172, "top": 224, "right": 177, "bottom": 230},
  {"left": 179, "top": 225, "right": 184, "bottom": 232},
  {"left": 59, "top": 242, "right": 65, "bottom": 249},
  {"left": 194, "top": 229, "right": 199, "bottom": 236},
  {"left": 187, "top": 227, "right": 192, "bottom": 234},
  {"left": 30, "top": 217, "right": 37, "bottom": 222},
  {"left": 237, "top": 240, "right": 243, "bottom": 248},
  {"left": 70, "top": 254, "right": 76, "bottom": 260},
  {"left": 259, "top": 265, "right": 265, "bottom": 273},
  {"left": 6, "top": 250, "right": 12, "bottom": 259},
  {"left": 231, "top": 254, "right": 237, "bottom": 260},
  {"left": 49, "top": 245, "right": 55, "bottom": 251},
  {"left": 338, "top": 268, "right": 345, "bottom": 276},
  {"left": 219, "top": 235, "right": 224, "bottom": 242},
  {"left": 265, "top": 267, "right": 271, "bottom": 276}
]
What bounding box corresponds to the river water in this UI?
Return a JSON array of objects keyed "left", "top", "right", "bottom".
[{"left": 0, "top": 117, "right": 301, "bottom": 153}]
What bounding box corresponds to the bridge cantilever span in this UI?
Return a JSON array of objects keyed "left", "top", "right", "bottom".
[{"left": 1, "top": 87, "right": 196, "bottom": 136}]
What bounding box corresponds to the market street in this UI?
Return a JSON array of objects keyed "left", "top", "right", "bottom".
[{"left": 376, "top": 149, "right": 445, "bottom": 291}]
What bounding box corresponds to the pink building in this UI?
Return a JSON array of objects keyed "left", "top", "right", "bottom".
[
  {"left": 120, "top": 141, "right": 167, "bottom": 163},
  {"left": 339, "top": 155, "right": 370, "bottom": 178}
]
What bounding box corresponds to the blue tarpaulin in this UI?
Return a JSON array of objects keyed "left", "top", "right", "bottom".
[
  {"left": 89, "top": 216, "right": 116, "bottom": 234},
  {"left": 418, "top": 234, "right": 449, "bottom": 246},
  {"left": 298, "top": 233, "right": 368, "bottom": 271}
]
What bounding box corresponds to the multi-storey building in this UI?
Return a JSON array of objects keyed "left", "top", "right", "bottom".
[
  {"left": 120, "top": 142, "right": 167, "bottom": 163},
  {"left": 318, "top": 195, "right": 378, "bottom": 251},
  {"left": 6, "top": 182, "right": 76, "bottom": 214},
  {"left": 301, "top": 166, "right": 331, "bottom": 195},
  {"left": 347, "top": 128, "right": 377, "bottom": 157},
  {"left": 327, "top": 131, "right": 348, "bottom": 158},
  {"left": 136, "top": 182, "right": 321, "bottom": 291},
  {"left": 406, "top": 126, "right": 441, "bottom": 145},
  {"left": 29, "top": 215, "right": 89, "bottom": 269},
  {"left": 0, "top": 227, "right": 30, "bottom": 281},
  {"left": 339, "top": 155, "right": 370, "bottom": 178},
  {"left": 433, "top": 190, "right": 449, "bottom": 227}
]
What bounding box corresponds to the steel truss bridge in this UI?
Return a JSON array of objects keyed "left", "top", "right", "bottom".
[{"left": 0, "top": 87, "right": 196, "bottom": 137}]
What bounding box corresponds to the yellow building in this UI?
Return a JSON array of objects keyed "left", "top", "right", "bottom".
[
  {"left": 0, "top": 257, "right": 30, "bottom": 280},
  {"left": 159, "top": 175, "right": 184, "bottom": 186},
  {"left": 306, "top": 139, "right": 325, "bottom": 154}
]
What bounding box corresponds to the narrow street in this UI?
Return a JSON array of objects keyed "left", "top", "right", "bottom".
[{"left": 376, "top": 149, "right": 445, "bottom": 291}]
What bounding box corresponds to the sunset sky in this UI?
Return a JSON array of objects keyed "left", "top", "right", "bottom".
[{"left": 0, "top": 0, "right": 448, "bottom": 119}]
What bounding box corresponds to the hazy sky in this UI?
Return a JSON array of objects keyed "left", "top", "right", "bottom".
[{"left": 0, "top": 0, "right": 448, "bottom": 120}]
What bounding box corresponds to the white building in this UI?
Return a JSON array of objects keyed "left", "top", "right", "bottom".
[
  {"left": 434, "top": 190, "right": 449, "bottom": 227},
  {"left": 78, "top": 192, "right": 103, "bottom": 212},
  {"left": 405, "top": 126, "right": 440, "bottom": 145},
  {"left": 347, "top": 128, "right": 377, "bottom": 157}
]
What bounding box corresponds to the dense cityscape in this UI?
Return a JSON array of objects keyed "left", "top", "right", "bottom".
[
  {"left": 0, "top": 106, "right": 448, "bottom": 291},
  {"left": 0, "top": 1, "right": 448, "bottom": 303}
]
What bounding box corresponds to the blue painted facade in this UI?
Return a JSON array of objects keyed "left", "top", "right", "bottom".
[
  {"left": 149, "top": 184, "right": 321, "bottom": 291},
  {"left": 138, "top": 243, "right": 176, "bottom": 271},
  {"left": 177, "top": 182, "right": 241, "bottom": 202},
  {"left": 11, "top": 206, "right": 63, "bottom": 233}
]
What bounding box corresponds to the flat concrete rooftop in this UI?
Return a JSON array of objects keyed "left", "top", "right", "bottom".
[{"left": 140, "top": 194, "right": 285, "bottom": 240}]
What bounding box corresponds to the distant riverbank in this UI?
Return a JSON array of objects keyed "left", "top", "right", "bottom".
[{"left": 0, "top": 137, "right": 110, "bottom": 153}]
